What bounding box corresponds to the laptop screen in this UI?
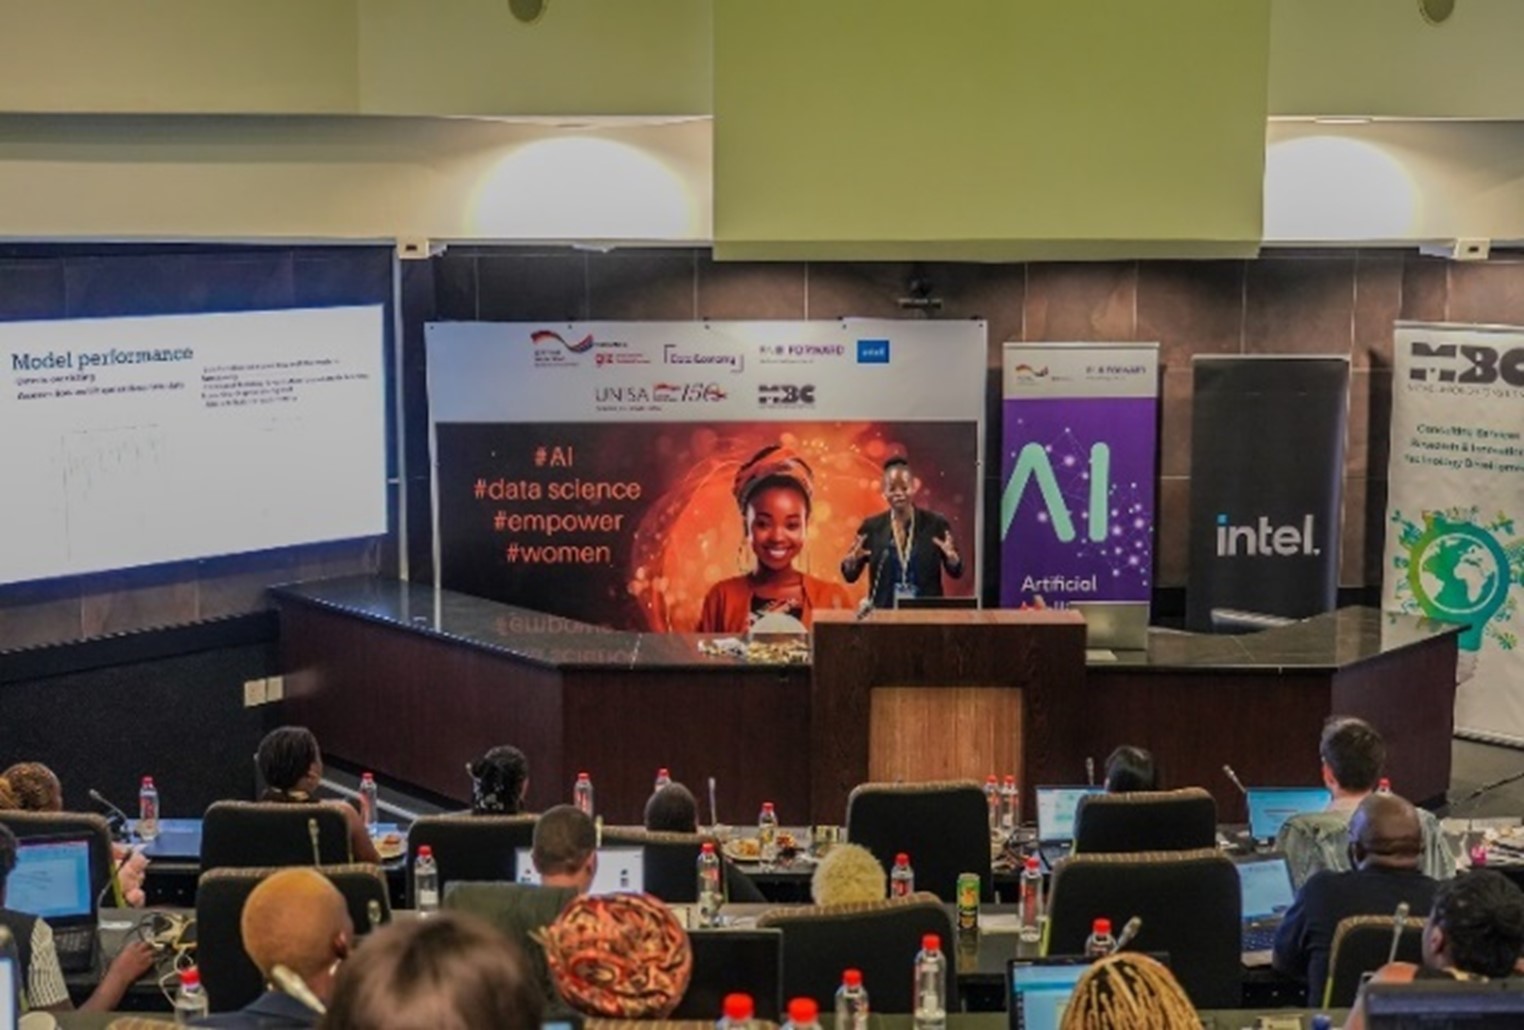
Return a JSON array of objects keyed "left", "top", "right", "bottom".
[
  {"left": 514, "top": 847, "right": 645, "bottom": 895},
  {"left": 1237, "top": 856, "right": 1296, "bottom": 922},
  {"left": 8, "top": 838, "right": 93, "bottom": 920},
  {"left": 1009, "top": 960, "right": 1090, "bottom": 1030},
  {"left": 1246, "top": 787, "right": 1332, "bottom": 840},
  {"left": 1035, "top": 787, "right": 1104, "bottom": 843}
]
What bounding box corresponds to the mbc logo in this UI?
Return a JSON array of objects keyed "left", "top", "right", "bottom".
[
  {"left": 1409, "top": 341, "right": 1524, "bottom": 386},
  {"left": 1215, "top": 514, "right": 1319, "bottom": 558}
]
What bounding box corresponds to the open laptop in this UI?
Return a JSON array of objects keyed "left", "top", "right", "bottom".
[
  {"left": 1035, "top": 786, "right": 1104, "bottom": 869},
  {"left": 1236, "top": 854, "right": 1296, "bottom": 967},
  {"left": 7, "top": 834, "right": 99, "bottom": 974},
  {"left": 1069, "top": 601, "right": 1149, "bottom": 652},
  {"left": 514, "top": 847, "right": 645, "bottom": 895},
  {"left": 1246, "top": 786, "right": 1333, "bottom": 842}
]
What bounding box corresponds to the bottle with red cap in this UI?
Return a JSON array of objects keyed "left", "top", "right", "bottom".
[
  {"left": 783, "top": 997, "right": 822, "bottom": 1030},
  {"left": 697, "top": 841, "right": 724, "bottom": 927},
  {"left": 718, "top": 992, "right": 754, "bottom": 1030},
  {"left": 173, "top": 965, "right": 209, "bottom": 1023},
  {"left": 913, "top": 933, "right": 946, "bottom": 1030},
  {"left": 984, "top": 775, "right": 1001, "bottom": 838},
  {"left": 835, "top": 968, "right": 870, "bottom": 1030},
  {"left": 1085, "top": 917, "right": 1116, "bottom": 958},
  {"left": 890, "top": 852, "right": 915, "bottom": 897},
  {"left": 574, "top": 772, "right": 595, "bottom": 816},
  {"left": 1377, "top": 777, "right": 1392, "bottom": 795},
  {"left": 655, "top": 767, "right": 673, "bottom": 792},
  {"left": 415, "top": 844, "right": 439, "bottom": 915},
  {"left": 758, "top": 801, "right": 779, "bottom": 869},
  {"left": 1001, "top": 774, "right": 1019, "bottom": 834},
  {"left": 138, "top": 776, "right": 160, "bottom": 842},
  {"left": 359, "top": 771, "right": 379, "bottom": 835},
  {"left": 1019, "top": 855, "right": 1044, "bottom": 942}
]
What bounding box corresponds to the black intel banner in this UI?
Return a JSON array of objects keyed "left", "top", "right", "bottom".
[{"left": 1186, "top": 356, "right": 1350, "bottom": 631}]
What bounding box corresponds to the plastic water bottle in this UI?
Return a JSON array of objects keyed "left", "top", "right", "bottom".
[
  {"left": 655, "top": 767, "right": 673, "bottom": 792},
  {"left": 718, "top": 992, "right": 754, "bottom": 1030},
  {"left": 835, "top": 968, "right": 870, "bottom": 1030},
  {"left": 697, "top": 841, "right": 724, "bottom": 927},
  {"left": 1085, "top": 917, "right": 1116, "bottom": 958},
  {"left": 984, "top": 775, "right": 1001, "bottom": 837},
  {"left": 138, "top": 776, "right": 160, "bottom": 842},
  {"left": 891, "top": 852, "right": 915, "bottom": 897},
  {"left": 784, "top": 997, "right": 821, "bottom": 1030},
  {"left": 1019, "top": 855, "right": 1044, "bottom": 942},
  {"left": 574, "top": 772, "right": 595, "bottom": 816},
  {"left": 415, "top": 845, "right": 439, "bottom": 915},
  {"left": 359, "top": 772, "right": 379, "bottom": 835},
  {"left": 1001, "top": 775, "right": 1019, "bottom": 834},
  {"left": 1378, "top": 777, "right": 1392, "bottom": 795},
  {"left": 913, "top": 933, "right": 947, "bottom": 1030},
  {"left": 758, "top": 801, "right": 779, "bottom": 869},
  {"left": 173, "top": 966, "right": 209, "bottom": 1024}
]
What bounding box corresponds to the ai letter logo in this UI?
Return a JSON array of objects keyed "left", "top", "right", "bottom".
[
  {"left": 1215, "top": 514, "right": 1319, "bottom": 557},
  {"left": 856, "top": 339, "right": 890, "bottom": 364},
  {"left": 1000, "top": 443, "right": 1111, "bottom": 543}
]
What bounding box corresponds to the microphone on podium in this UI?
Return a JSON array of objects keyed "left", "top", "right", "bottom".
[
  {"left": 1222, "top": 765, "right": 1249, "bottom": 797},
  {"left": 857, "top": 548, "right": 894, "bottom": 619}
]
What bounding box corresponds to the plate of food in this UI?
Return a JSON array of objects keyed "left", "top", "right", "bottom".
[
  {"left": 722, "top": 837, "right": 762, "bottom": 862},
  {"left": 374, "top": 831, "right": 406, "bottom": 861}
]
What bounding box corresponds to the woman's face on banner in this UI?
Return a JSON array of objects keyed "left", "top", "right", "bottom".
[{"left": 747, "top": 485, "right": 808, "bottom": 571}]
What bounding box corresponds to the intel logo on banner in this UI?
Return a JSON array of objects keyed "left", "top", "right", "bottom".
[
  {"left": 1215, "top": 514, "right": 1320, "bottom": 557},
  {"left": 856, "top": 339, "right": 890, "bottom": 364}
]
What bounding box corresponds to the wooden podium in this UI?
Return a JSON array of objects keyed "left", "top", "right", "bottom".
[{"left": 809, "top": 608, "right": 1088, "bottom": 823}]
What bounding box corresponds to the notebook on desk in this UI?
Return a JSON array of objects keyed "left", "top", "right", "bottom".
[
  {"left": 1236, "top": 853, "right": 1296, "bottom": 967},
  {"left": 1245, "top": 786, "right": 1333, "bottom": 842},
  {"left": 7, "top": 834, "right": 99, "bottom": 974},
  {"left": 514, "top": 847, "right": 644, "bottom": 895},
  {"left": 1034, "top": 786, "right": 1104, "bottom": 869}
]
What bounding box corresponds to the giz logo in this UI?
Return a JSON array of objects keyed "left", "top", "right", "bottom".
[
  {"left": 1215, "top": 514, "right": 1319, "bottom": 557},
  {"left": 758, "top": 384, "right": 816, "bottom": 407},
  {"left": 1409, "top": 340, "right": 1524, "bottom": 387}
]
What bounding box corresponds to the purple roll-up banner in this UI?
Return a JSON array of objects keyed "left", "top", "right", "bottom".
[{"left": 999, "top": 343, "right": 1160, "bottom": 608}]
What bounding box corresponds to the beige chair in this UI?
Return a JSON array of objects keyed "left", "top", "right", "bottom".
[{"left": 1324, "top": 913, "right": 1427, "bottom": 1008}]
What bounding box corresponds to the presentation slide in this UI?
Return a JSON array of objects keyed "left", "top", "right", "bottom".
[{"left": 0, "top": 305, "right": 387, "bottom": 587}]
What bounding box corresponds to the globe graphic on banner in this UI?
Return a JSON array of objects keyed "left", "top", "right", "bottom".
[{"left": 1407, "top": 519, "right": 1511, "bottom": 651}]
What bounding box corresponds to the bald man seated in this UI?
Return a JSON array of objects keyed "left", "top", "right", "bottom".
[
  {"left": 1273, "top": 793, "right": 1441, "bottom": 1006},
  {"left": 194, "top": 868, "right": 353, "bottom": 1028}
]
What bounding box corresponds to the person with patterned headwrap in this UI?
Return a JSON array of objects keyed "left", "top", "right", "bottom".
[{"left": 696, "top": 444, "right": 852, "bottom": 633}]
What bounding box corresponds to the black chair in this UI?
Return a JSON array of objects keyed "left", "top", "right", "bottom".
[
  {"left": 674, "top": 929, "right": 784, "bottom": 1022},
  {"left": 1046, "top": 848, "right": 1240, "bottom": 1009},
  {"left": 757, "top": 893, "right": 956, "bottom": 1012},
  {"left": 1324, "top": 914, "right": 1426, "bottom": 1008},
  {"left": 406, "top": 813, "right": 537, "bottom": 904},
  {"left": 195, "top": 864, "right": 390, "bottom": 1012},
  {"left": 845, "top": 781, "right": 992, "bottom": 902},
  {"left": 200, "top": 801, "right": 350, "bottom": 870},
  {"left": 600, "top": 827, "right": 766, "bottom": 905},
  {"left": 1072, "top": 788, "right": 1217, "bottom": 854},
  {"left": 0, "top": 810, "right": 118, "bottom": 904}
]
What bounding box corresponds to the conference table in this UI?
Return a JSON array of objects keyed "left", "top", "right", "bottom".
[{"left": 273, "top": 576, "right": 1462, "bottom": 826}]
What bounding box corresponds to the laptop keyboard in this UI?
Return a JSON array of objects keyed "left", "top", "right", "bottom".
[
  {"left": 1242, "top": 924, "right": 1278, "bottom": 953},
  {"left": 53, "top": 925, "right": 97, "bottom": 972}
]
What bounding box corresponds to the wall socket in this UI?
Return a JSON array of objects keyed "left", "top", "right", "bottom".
[
  {"left": 265, "top": 675, "right": 285, "bottom": 701},
  {"left": 242, "top": 677, "right": 286, "bottom": 707}
]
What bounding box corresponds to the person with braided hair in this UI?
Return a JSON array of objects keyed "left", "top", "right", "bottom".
[
  {"left": 1058, "top": 952, "right": 1199, "bottom": 1030},
  {"left": 468, "top": 744, "right": 530, "bottom": 815},
  {"left": 696, "top": 444, "right": 852, "bottom": 634}
]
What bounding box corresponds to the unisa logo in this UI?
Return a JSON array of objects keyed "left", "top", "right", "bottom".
[{"left": 1389, "top": 508, "right": 1520, "bottom": 652}]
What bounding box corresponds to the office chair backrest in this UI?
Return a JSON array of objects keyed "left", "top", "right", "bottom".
[
  {"left": 195, "top": 863, "right": 390, "bottom": 1012},
  {"left": 1047, "top": 848, "right": 1241, "bottom": 1010},
  {"left": 0, "top": 810, "right": 117, "bottom": 905},
  {"left": 200, "top": 801, "right": 350, "bottom": 871},
  {"left": 1324, "top": 915, "right": 1427, "bottom": 1008},
  {"left": 674, "top": 929, "right": 784, "bottom": 1022},
  {"left": 1073, "top": 788, "right": 1218, "bottom": 854},
  {"left": 406, "top": 813, "right": 537, "bottom": 903},
  {"left": 845, "top": 781, "right": 992, "bottom": 902},
  {"left": 757, "top": 892, "right": 956, "bottom": 1012}
]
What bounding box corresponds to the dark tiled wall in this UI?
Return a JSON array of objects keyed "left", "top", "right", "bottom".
[{"left": 419, "top": 247, "right": 1524, "bottom": 596}]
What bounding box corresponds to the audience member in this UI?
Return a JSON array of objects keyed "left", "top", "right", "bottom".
[
  {"left": 642, "top": 783, "right": 765, "bottom": 902},
  {"left": 1103, "top": 746, "right": 1157, "bottom": 793},
  {"left": 540, "top": 892, "right": 691, "bottom": 1018},
  {"left": 0, "top": 823, "right": 155, "bottom": 1013},
  {"left": 1277, "top": 716, "right": 1455, "bottom": 887},
  {"left": 0, "top": 761, "right": 147, "bottom": 906},
  {"left": 810, "top": 843, "right": 887, "bottom": 906},
  {"left": 323, "top": 912, "right": 542, "bottom": 1030},
  {"left": 194, "top": 868, "right": 352, "bottom": 1028},
  {"left": 468, "top": 745, "right": 530, "bottom": 816},
  {"left": 1059, "top": 952, "right": 1199, "bottom": 1030},
  {"left": 1345, "top": 870, "right": 1524, "bottom": 1030},
  {"left": 1272, "top": 793, "right": 1440, "bottom": 1005},
  {"left": 444, "top": 804, "right": 594, "bottom": 1005},
  {"left": 255, "top": 727, "right": 381, "bottom": 865}
]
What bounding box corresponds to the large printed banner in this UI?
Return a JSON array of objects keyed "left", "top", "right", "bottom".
[
  {"left": 999, "top": 343, "right": 1159, "bottom": 608},
  {"left": 1384, "top": 323, "right": 1524, "bottom": 744},
  {"left": 1186, "top": 356, "right": 1349, "bottom": 631},
  {"left": 426, "top": 320, "right": 986, "bottom": 632}
]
